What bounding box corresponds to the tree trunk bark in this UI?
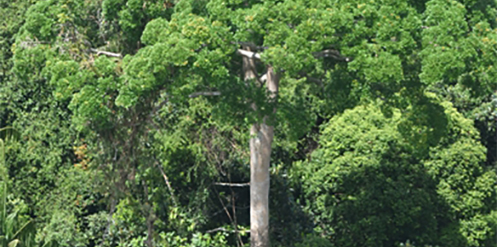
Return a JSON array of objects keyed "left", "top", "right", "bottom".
[
  {"left": 249, "top": 122, "right": 272, "bottom": 247},
  {"left": 243, "top": 50, "right": 278, "bottom": 247}
]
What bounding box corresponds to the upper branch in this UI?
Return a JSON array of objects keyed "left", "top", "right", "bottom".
[
  {"left": 90, "top": 48, "right": 123, "bottom": 58},
  {"left": 188, "top": 91, "right": 221, "bottom": 98},
  {"left": 237, "top": 49, "right": 261, "bottom": 60},
  {"left": 237, "top": 48, "right": 351, "bottom": 62}
]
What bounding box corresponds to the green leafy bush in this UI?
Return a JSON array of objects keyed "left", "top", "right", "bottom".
[
  {"left": 294, "top": 99, "right": 496, "bottom": 247},
  {"left": 0, "top": 137, "right": 36, "bottom": 247}
]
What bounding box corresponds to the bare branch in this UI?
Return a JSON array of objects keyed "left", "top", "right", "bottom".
[
  {"left": 206, "top": 227, "right": 250, "bottom": 234},
  {"left": 237, "top": 49, "right": 261, "bottom": 60},
  {"left": 259, "top": 74, "right": 267, "bottom": 82},
  {"left": 157, "top": 162, "right": 178, "bottom": 206},
  {"left": 19, "top": 40, "right": 50, "bottom": 49},
  {"left": 188, "top": 91, "right": 221, "bottom": 98},
  {"left": 90, "top": 48, "right": 123, "bottom": 58},
  {"left": 214, "top": 182, "right": 250, "bottom": 187}
]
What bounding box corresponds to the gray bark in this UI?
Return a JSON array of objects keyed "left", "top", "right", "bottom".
[{"left": 243, "top": 49, "right": 278, "bottom": 247}]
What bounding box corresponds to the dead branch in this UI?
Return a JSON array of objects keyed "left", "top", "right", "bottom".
[
  {"left": 214, "top": 182, "right": 250, "bottom": 187},
  {"left": 19, "top": 40, "right": 50, "bottom": 49},
  {"left": 189, "top": 91, "right": 221, "bottom": 98},
  {"left": 157, "top": 162, "right": 178, "bottom": 206},
  {"left": 259, "top": 74, "right": 267, "bottom": 82},
  {"left": 90, "top": 48, "right": 123, "bottom": 58},
  {"left": 237, "top": 49, "right": 261, "bottom": 60},
  {"left": 206, "top": 227, "right": 250, "bottom": 234}
]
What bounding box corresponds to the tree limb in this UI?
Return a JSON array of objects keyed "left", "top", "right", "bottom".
[
  {"left": 188, "top": 91, "right": 221, "bottom": 98},
  {"left": 237, "top": 45, "right": 351, "bottom": 62},
  {"left": 237, "top": 49, "right": 261, "bottom": 60},
  {"left": 206, "top": 227, "right": 250, "bottom": 234},
  {"left": 157, "top": 162, "right": 178, "bottom": 206},
  {"left": 214, "top": 182, "right": 250, "bottom": 187},
  {"left": 90, "top": 48, "right": 123, "bottom": 58},
  {"left": 259, "top": 74, "right": 267, "bottom": 82},
  {"left": 19, "top": 40, "right": 50, "bottom": 48}
]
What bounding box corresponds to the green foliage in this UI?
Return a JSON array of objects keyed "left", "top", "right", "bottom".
[
  {"left": 0, "top": 133, "right": 36, "bottom": 247},
  {"left": 102, "top": 0, "right": 175, "bottom": 52},
  {"left": 156, "top": 231, "right": 229, "bottom": 247},
  {"left": 420, "top": 0, "right": 497, "bottom": 168},
  {"left": 294, "top": 100, "right": 496, "bottom": 247},
  {"left": 0, "top": 0, "right": 31, "bottom": 78},
  {"left": 2, "top": 0, "right": 496, "bottom": 246}
]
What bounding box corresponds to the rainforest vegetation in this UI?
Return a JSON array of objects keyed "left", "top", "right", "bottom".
[{"left": 0, "top": 0, "right": 496, "bottom": 246}]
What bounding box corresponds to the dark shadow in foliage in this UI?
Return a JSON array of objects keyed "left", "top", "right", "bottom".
[
  {"left": 396, "top": 93, "right": 449, "bottom": 158},
  {"left": 329, "top": 156, "right": 456, "bottom": 247},
  {"left": 269, "top": 168, "right": 314, "bottom": 246}
]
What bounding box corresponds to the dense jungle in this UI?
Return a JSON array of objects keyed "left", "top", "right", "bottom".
[{"left": 0, "top": 0, "right": 496, "bottom": 246}]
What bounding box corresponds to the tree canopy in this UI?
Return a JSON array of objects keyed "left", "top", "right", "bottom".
[{"left": 0, "top": 0, "right": 495, "bottom": 246}]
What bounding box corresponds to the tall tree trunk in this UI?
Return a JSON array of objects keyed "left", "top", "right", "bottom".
[{"left": 243, "top": 51, "right": 279, "bottom": 247}]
